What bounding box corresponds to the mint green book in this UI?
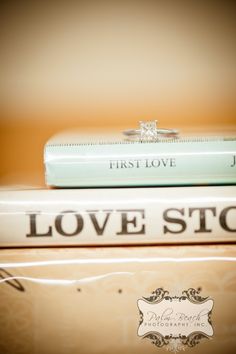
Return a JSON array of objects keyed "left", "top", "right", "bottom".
[{"left": 44, "top": 130, "right": 236, "bottom": 187}]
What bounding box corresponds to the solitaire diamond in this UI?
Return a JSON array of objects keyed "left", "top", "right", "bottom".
[
  {"left": 139, "top": 120, "right": 159, "bottom": 141},
  {"left": 123, "top": 120, "right": 178, "bottom": 142}
]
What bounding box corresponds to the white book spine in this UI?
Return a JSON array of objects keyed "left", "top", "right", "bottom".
[{"left": 0, "top": 186, "right": 235, "bottom": 247}]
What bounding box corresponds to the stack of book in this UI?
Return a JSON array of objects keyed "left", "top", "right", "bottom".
[{"left": 0, "top": 123, "right": 236, "bottom": 354}]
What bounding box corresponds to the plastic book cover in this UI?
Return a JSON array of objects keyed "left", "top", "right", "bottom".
[{"left": 0, "top": 245, "right": 236, "bottom": 354}]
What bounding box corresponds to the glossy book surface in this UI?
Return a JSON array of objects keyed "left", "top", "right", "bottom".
[
  {"left": 44, "top": 131, "right": 236, "bottom": 187},
  {"left": 1, "top": 245, "right": 236, "bottom": 354}
]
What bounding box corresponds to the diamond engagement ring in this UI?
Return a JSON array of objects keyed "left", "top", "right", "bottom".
[{"left": 123, "top": 120, "right": 179, "bottom": 142}]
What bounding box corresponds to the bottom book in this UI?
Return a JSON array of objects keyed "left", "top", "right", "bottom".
[{"left": 0, "top": 245, "right": 236, "bottom": 354}]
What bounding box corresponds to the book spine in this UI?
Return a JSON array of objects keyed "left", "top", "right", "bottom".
[
  {"left": 0, "top": 187, "right": 235, "bottom": 247},
  {"left": 45, "top": 140, "right": 236, "bottom": 187}
]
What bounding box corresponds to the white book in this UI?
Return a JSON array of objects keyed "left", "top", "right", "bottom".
[{"left": 0, "top": 185, "right": 235, "bottom": 247}]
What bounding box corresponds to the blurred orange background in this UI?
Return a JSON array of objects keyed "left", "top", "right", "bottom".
[{"left": 0, "top": 1, "right": 236, "bottom": 186}]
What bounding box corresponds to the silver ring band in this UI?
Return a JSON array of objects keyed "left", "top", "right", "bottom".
[{"left": 123, "top": 128, "right": 178, "bottom": 136}]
